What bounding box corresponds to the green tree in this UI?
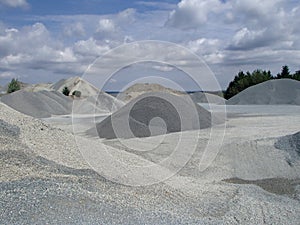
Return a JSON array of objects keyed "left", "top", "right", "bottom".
[
  {"left": 293, "top": 71, "right": 300, "bottom": 81},
  {"left": 277, "top": 65, "right": 291, "bottom": 79},
  {"left": 62, "top": 86, "right": 70, "bottom": 96},
  {"left": 7, "top": 78, "right": 21, "bottom": 93},
  {"left": 225, "top": 65, "right": 300, "bottom": 100},
  {"left": 224, "top": 69, "right": 274, "bottom": 100}
]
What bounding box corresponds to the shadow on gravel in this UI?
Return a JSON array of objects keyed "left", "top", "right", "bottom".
[
  {"left": 274, "top": 131, "right": 300, "bottom": 166},
  {"left": 223, "top": 178, "right": 300, "bottom": 199},
  {"left": 0, "top": 149, "right": 109, "bottom": 183}
]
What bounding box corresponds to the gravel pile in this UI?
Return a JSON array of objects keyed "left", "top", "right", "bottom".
[
  {"left": 73, "top": 92, "right": 124, "bottom": 114},
  {"left": 227, "top": 79, "right": 300, "bottom": 105},
  {"left": 51, "top": 76, "right": 100, "bottom": 98},
  {"left": 91, "top": 92, "right": 213, "bottom": 139},
  {"left": 1, "top": 90, "right": 72, "bottom": 118},
  {"left": 1, "top": 102, "right": 300, "bottom": 224},
  {"left": 0, "top": 103, "right": 217, "bottom": 224},
  {"left": 0, "top": 85, "right": 4, "bottom": 94},
  {"left": 1, "top": 89, "right": 124, "bottom": 118},
  {"left": 117, "top": 83, "right": 185, "bottom": 103},
  {"left": 275, "top": 131, "right": 300, "bottom": 165},
  {"left": 190, "top": 92, "right": 226, "bottom": 104}
]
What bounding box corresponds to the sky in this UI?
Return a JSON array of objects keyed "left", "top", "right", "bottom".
[{"left": 0, "top": 0, "right": 299, "bottom": 91}]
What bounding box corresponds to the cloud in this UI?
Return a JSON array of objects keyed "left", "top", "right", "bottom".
[
  {"left": 0, "top": 0, "right": 29, "bottom": 8},
  {"left": 225, "top": 0, "right": 299, "bottom": 51},
  {"left": 187, "top": 38, "right": 224, "bottom": 64},
  {"left": 73, "top": 37, "right": 110, "bottom": 57},
  {"left": 152, "top": 65, "right": 174, "bottom": 72},
  {"left": 63, "top": 22, "right": 86, "bottom": 37},
  {"left": 115, "top": 8, "right": 136, "bottom": 25},
  {"left": 135, "top": 1, "right": 176, "bottom": 10},
  {"left": 228, "top": 28, "right": 276, "bottom": 50},
  {"left": 165, "top": 0, "right": 226, "bottom": 29},
  {"left": 97, "top": 19, "right": 116, "bottom": 33},
  {"left": 1, "top": 1, "right": 300, "bottom": 89},
  {"left": 0, "top": 22, "right": 79, "bottom": 74},
  {"left": 0, "top": 71, "right": 16, "bottom": 78}
]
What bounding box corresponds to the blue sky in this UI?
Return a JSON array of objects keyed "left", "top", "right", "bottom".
[{"left": 0, "top": 0, "right": 299, "bottom": 91}]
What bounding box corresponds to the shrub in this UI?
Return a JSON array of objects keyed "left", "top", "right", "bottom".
[
  {"left": 72, "top": 90, "right": 81, "bottom": 98},
  {"left": 7, "top": 78, "right": 21, "bottom": 93},
  {"left": 62, "top": 86, "right": 70, "bottom": 96}
]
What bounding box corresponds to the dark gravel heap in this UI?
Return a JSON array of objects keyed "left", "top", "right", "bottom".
[
  {"left": 275, "top": 131, "right": 300, "bottom": 165},
  {"left": 91, "top": 92, "right": 213, "bottom": 139}
]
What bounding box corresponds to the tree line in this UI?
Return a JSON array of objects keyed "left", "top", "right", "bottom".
[{"left": 224, "top": 65, "right": 300, "bottom": 100}]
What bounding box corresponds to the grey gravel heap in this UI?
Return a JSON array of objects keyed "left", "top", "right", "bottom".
[
  {"left": 91, "top": 92, "right": 213, "bottom": 139},
  {"left": 227, "top": 79, "right": 300, "bottom": 105}
]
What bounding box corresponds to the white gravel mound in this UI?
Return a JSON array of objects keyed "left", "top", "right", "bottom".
[
  {"left": 51, "top": 76, "right": 100, "bottom": 98},
  {"left": 23, "top": 83, "right": 52, "bottom": 92},
  {"left": 117, "top": 83, "right": 185, "bottom": 102},
  {"left": 227, "top": 79, "right": 300, "bottom": 105},
  {"left": 1, "top": 90, "right": 72, "bottom": 118},
  {"left": 73, "top": 93, "right": 125, "bottom": 114},
  {"left": 1, "top": 88, "right": 124, "bottom": 118}
]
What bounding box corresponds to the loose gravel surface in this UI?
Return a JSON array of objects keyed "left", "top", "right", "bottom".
[{"left": 1, "top": 102, "right": 300, "bottom": 224}]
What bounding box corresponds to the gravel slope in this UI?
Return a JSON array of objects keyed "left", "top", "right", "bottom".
[
  {"left": 1, "top": 90, "right": 72, "bottom": 118},
  {"left": 91, "top": 92, "right": 213, "bottom": 139},
  {"left": 1, "top": 102, "right": 300, "bottom": 224},
  {"left": 117, "top": 83, "right": 185, "bottom": 103},
  {"left": 1, "top": 90, "right": 124, "bottom": 118},
  {"left": 51, "top": 76, "right": 100, "bottom": 98},
  {"left": 227, "top": 79, "right": 300, "bottom": 105}
]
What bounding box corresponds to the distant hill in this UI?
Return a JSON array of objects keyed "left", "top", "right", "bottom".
[{"left": 227, "top": 79, "right": 300, "bottom": 105}]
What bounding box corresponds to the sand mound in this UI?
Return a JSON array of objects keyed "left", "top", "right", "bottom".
[
  {"left": 227, "top": 79, "right": 300, "bottom": 105},
  {"left": 190, "top": 92, "right": 226, "bottom": 104},
  {"left": 90, "top": 92, "right": 213, "bottom": 139},
  {"left": 51, "top": 76, "right": 100, "bottom": 98},
  {"left": 117, "top": 83, "right": 185, "bottom": 102},
  {"left": 73, "top": 93, "right": 124, "bottom": 114},
  {"left": 0, "top": 90, "right": 72, "bottom": 118}
]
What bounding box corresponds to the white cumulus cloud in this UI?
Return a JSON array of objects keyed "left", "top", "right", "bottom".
[
  {"left": 0, "top": 0, "right": 29, "bottom": 8},
  {"left": 166, "top": 0, "right": 226, "bottom": 29}
]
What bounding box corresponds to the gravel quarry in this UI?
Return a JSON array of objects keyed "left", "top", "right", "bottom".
[
  {"left": 1, "top": 100, "right": 300, "bottom": 224},
  {"left": 1, "top": 79, "right": 300, "bottom": 224}
]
